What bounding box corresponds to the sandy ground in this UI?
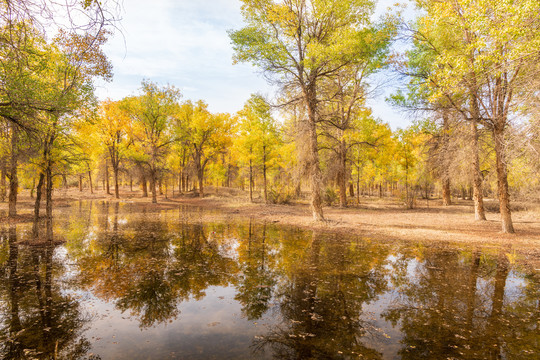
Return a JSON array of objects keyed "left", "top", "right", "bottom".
[{"left": 2, "top": 187, "right": 540, "bottom": 254}]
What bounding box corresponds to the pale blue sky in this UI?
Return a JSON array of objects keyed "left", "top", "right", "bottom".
[{"left": 94, "top": 0, "right": 417, "bottom": 129}]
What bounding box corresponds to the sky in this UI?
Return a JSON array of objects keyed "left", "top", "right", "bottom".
[{"left": 94, "top": 0, "right": 417, "bottom": 130}]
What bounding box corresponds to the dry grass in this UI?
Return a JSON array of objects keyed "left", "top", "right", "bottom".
[{"left": 2, "top": 186, "right": 540, "bottom": 254}]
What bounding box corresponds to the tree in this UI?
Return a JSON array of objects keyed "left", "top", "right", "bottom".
[
  {"left": 95, "top": 99, "right": 131, "bottom": 199},
  {"left": 230, "top": 0, "right": 393, "bottom": 221},
  {"left": 124, "top": 81, "right": 180, "bottom": 203},
  {"left": 414, "top": 0, "right": 540, "bottom": 233},
  {"left": 235, "top": 94, "right": 281, "bottom": 203},
  {"left": 181, "top": 101, "right": 232, "bottom": 198}
]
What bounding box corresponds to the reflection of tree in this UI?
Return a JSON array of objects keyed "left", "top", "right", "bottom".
[
  {"left": 384, "top": 247, "right": 540, "bottom": 359},
  {"left": 0, "top": 225, "right": 91, "bottom": 359},
  {"left": 235, "top": 221, "right": 277, "bottom": 320},
  {"left": 256, "top": 231, "right": 388, "bottom": 359},
  {"left": 70, "top": 203, "right": 238, "bottom": 328}
]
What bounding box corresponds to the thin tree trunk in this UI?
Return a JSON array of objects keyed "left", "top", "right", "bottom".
[
  {"left": 33, "top": 172, "right": 45, "bottom": 236},
  {"left": 471, "top": 119, "right": 486, "bottom": 220},
  {"left": 1, "top": 157, "right": 6, "bottom": 202},
  {"left": 338, "top": 141, "right": 347, "bottom": 208},
  {"left": 114, "top": 167, "right": 119, "bottom": 199},
  {"left": 249, "top": 158, "right": 253, "bottom": 203},
  {"left": 441, "top": 110, "right": 452, "bottom": 206},
  {"left": 88, "top": 170, "right": 93, "bottom": 194},
  {"left": 263, "top": 147, "right": 268, "bottom": 203},
  {"left": 8, "top": 124, "right": 18, "bottom": 218},
  {"left": 45, "top": 160, "right": 53, "bottom": 239},
  {"left": 493, "top": 127, "right": 514, "bottom": 233},
  {"left": 105, "top": 159, "right": 110, "bottom": 195},
  {"left": 79, "top": 175, "right": 83, "bottom": 192}
]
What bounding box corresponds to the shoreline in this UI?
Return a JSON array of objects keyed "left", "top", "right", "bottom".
[{"left": 2, "top": 188, "right": 540, "bottom": 254}]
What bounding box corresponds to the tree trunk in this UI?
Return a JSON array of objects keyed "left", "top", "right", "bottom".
[
  {"left": 493, "top": 127, "right": 514, "bottom": 233},
  {"left": 33, "top": 172, "right": 45, "bottom": 236},
  {"left": 151, "top": 172, "right": 157, "bottom": 203},
  {"left": 114, "top": 167, "right": 119, "bottom": 199},
  {"left": 141, "top": 174, "right": 148, "bottom": 197},
  {"left": 249, "top": 158, "right": 253, "bottom": 203},
  {"left": 105, "top": 159, "right": 110, "bottom": 195},
  {"left": 88, "top": 170, "right": 93, "bottom": 194},
  {"left": 8, "top": 124, "right": 18, "bottom": 218},
  {"left": 198, "top": 168, "right": 204, "bottom": 198},
  {"left": 305, "top": 95, "right": 324, "bottom": 221},
  {"left": 45, "top": 160, "right": 53, "bottom": 239},
  {"left": 338, "top": 141, "right": 347, "bottom": 208},
  {"left": 0, "top": 157, "right": 6, "bottom": 202},
  {"left": 263, "top": 146, "right": 268, "bottom": 203},
  {"left": 441, "top": 110, "right": 452, "bottom": 206},
  {"left": 470, "top": 120, "right": 486, "bottom": 220},
  {"left": 79, "top": 175, "right": 83, "bottom": 192}
]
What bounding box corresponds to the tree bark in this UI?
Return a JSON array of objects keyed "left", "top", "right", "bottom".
[
  {"left": 88, "top": 170, "right": 93, "bottom": 194},
  {"left": 33, "top": 172, "right": 45, "bottom": 236},
  {"left": 0, "top": 157, "right": 6, "bottom": 202},
  {"left": 8, "top": 124, "right": 18, "bottom": 218},
  {"left": 263, "top": 146, "right": 268, "bottom": 203},
  {"left": 198, "top": 168, "right": 204, "bottom": 198},
  {"left": 249, "top": 157, "right": 253, "bottom": 203},
  {"left": 493, "top": 126, "right": 514, "bottom": 233},
  {"left": 441, "top": 110, "right": 452, "bottom": 206},
  {"left": 470, "top": 119, "right": 486, "bottom": 220},
  {"left": 105, "top": 159, "right": 110, "bottom": 195},
  {"left": 150, "top": 172, "right": 157, "bottom": 203},
  {"left": 114, "top": 167, "right": 119, "bottom": 199},
  {"left": 305, "top": 92, "right": 324, "bottom": 221},
  {"left": 337, "top": 140, "right": 347, "bottom": 208},
  {"left": 141, "top": 174, "right": 148, "bottom": 197}
]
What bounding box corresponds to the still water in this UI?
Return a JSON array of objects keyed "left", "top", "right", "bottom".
[{"left": 0, "top": 201, "right": 538, "bottom": 359}]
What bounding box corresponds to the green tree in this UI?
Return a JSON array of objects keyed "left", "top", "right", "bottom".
[
  {"left": 124, "top": 81, "right": 181, "bottom": 203},
  {"left": 230, "top": 0, "right": 393, "bottom": 221}
]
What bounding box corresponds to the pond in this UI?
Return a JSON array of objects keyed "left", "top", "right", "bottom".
[{"left": 0, "top": 201, "right": 539, "bottom": 359}]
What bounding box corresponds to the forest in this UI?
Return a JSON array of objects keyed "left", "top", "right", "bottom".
[
  {"left": 1, "top": 1, "right": 540, "bottom": 359},
  {"left": 1, "top": 0, "right": 540, "bottom": 237}
]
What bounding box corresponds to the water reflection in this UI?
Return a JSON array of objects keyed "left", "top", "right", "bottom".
[
  {"left": 0, "top": 225, "right": 91, "bottom": 360},
  {"left": 0, "top": 201, "right": 538, "bottom": 359}
]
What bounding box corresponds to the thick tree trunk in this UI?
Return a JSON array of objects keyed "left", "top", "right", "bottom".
[
  {"left": 305, "top": 96, "right": 324, "bottom": 221},
  {"left": 493, "top": 127, "right": 514, "bottom": 233},
  {"left": 8, "top": 124, "right": 18, "bottom": 218},
  {"left": 114, "top": 167, "right": 119, "bottom": 199},
  {"left": 151, "top": 172, "right": 157, "bottom": 203},
  {"left": 470, "top": 120, "right": 486, "bottom": 220},
  {"left": 198, "top": 168, "right": 204, "bottom": 197},
  {"left": 141, "top": 174, "right": 148, "bottom": 197}
]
